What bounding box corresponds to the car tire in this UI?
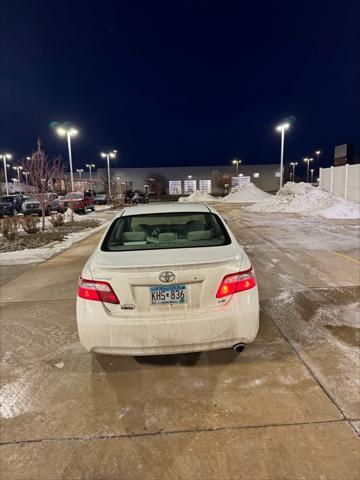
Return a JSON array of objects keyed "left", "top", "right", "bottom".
[{"left": 12, "top": 209, "right": 17, "bottom": 217}]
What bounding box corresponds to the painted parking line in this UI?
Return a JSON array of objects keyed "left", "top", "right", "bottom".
[{"left": 334, "top": 252, "right": 360, "bottom": 265}]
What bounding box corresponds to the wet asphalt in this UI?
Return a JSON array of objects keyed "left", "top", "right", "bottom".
[{"left": 0, "top": 204, "right": 359, "bottom": 479}]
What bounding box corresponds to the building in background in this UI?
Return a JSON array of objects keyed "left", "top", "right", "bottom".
[
  {"left": 90, "top": 164, "right": 280, "bottom": 196},
  {"left": 333, "top": 144, "right": 355, "bottom": 166}
]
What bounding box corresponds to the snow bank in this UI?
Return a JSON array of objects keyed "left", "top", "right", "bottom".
[
  {"left": 0, "top": 221, "right": 111, "bottom": 265},
  {"left": 246, "top": 182, "right": 360, "bottom": 219},
  {"left": 178, "top": 190, "right": 216, "bottom": 203},
  {"left": 63, "top": 208, "right": 87, "bottom": 223},
  {"left": 222, "top": 183, "right": 271, "bottom": 203}
]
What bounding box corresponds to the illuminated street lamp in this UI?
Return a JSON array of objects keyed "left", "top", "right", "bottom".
[
  {"left": 13, "top": 165, "right": 23, "bottom": 182},
  {"left": 22, "top": 171, "right": 30, "bottom": 184},
  {"left": 0, "top": 153, "right": 12, "bottom": 195},
  {"left": 101, "top": 150, "right": 117, "bottom": 199},
  {"left": 232, "top": 159, "right": 242, "bottom": 177},
  {"left": 275, "top": 122, "right": 290, "bottom": 189},
  {"left": 56, "top": 126, "right": 78, "bottom": 191},
  {"left": 86, "top": 163, "right": 96, "bottom": 194},
  {"left": 76, "top": 168, "right": 84, "bottom": 179},
  {"left": 310, "top": 168, "right": 315, "bottom": 184},
  {"left": 290, "top": 162, "right": 298, "bottom": 181},
  {"left": 11, "top": 178, "right": 19, "bottom": 192},
  {"left": 304, "top": 157, "right": 313, "bottom": 182},
  {"left": 315, "top": 150, "right": 321, "bottom": 163}
]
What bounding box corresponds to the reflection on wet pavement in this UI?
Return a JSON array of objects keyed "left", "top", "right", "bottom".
[{"left": 1, "top": 206, "right": 359, "bottom": 479}]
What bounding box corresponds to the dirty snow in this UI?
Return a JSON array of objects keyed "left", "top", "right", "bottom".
[
  {"left": 272, "top": 290, "right": 360, "bottom": 352},
  {"left": 178, "top": 190, "right": 216, "bottom": 203},
  {"left": 0, "top": 220, "right": 110, "bottom": 265},
  {"left": 222, "top": 183, "right": 271, "bottom": 203},
  {"left": 246, "top": 182, "right": 360, "bottom": 219}
]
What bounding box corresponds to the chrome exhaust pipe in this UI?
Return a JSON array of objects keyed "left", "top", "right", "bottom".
[{"left": 233, "top": 343, "right": 245, "bottom": 353}]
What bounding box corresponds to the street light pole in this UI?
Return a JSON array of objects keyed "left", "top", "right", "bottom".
[
  {"left": 276, "top": 123, "right": 290, "bottom": 189},
  {"left": 67, "top": 132, "right": 75, "bottom": 190},
  {"left": 290, "top": 162, "right": 298, "bottom": 182},
  {"left": 310, "top": 169, "right": 314, "bottom": 184},
  {"left": 315, "top": 150, "right": 321, "bottom": 164},
  {"left": 304, "top": 158, "right": 313, "bottom": 182},
  {"left": 76, "top": 168, "right": 84, "bottom": 179},
  {"left": 13, "top": 166, "right": 23, "bottom": 183},
  {"left": 232, "top": 159, "right": 241, "bottom": 177},
  {"left": 23, "top": 171, "right": 30, "bottom": 184},
  {"left": 86, "top": 163, "right": 95, "bottom": 194},
  {"left": 0, "top": 153, "right": 12, "bottom": 195},
  {"left": 101, "top": 151, "right": 116, "bottom": 200},
  {"left": 56, "top": 126, "right": 78, "bottom": 192}
]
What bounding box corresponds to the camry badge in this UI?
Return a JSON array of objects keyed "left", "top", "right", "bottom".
[{"left": 159, "top": 271, "right": 175, "bottom": 283}]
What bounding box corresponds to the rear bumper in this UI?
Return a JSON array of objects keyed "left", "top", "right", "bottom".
[{"left": 76, "top": 289, "right": 259, "bottom": 355}]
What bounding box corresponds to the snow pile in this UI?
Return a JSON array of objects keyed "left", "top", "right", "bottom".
[
  {"left": 0, "top": 220, "right": 112, "bottom": 265},
  {"left": 246, "top": 182, "right": 360, "bottom": 218},
  {"left": 222, "top": 183, "right": 271, "bottom": 203},
  {"left": 63, "top": 208, "right": 85, "bottom": 223},
  {"left": 178, "top": 190, "right": 215, "bottom": 203},
  {"left": 315, "top": 201, "right": 360, "bottom": 219}
]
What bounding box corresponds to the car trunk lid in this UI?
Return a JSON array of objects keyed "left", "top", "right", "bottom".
[{"left": 89, "top": 245, "right": 243, "bottom": 315}]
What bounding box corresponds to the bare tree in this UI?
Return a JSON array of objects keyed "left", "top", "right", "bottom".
[{"left": 23, "top": 140, "right": 63, "bottom": 231}]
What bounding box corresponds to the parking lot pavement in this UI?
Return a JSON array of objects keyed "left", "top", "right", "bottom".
[
  {"left": 0, "top": 263, "right": 37, "bottom": 287},
  {"left": 1, "top": 206, "right": 359, "bottom": 479}
]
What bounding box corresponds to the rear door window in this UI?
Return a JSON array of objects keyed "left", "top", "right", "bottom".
[{"left": 102, "top": 212, "right": 231, "bottom": 251}]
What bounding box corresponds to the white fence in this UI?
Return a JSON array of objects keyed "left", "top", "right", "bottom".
[{"left": 319, "top": 164, "right": 360, "bottom": 204}]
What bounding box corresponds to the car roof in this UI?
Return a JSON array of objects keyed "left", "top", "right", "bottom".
[{"left": 120, "top": 202, "right": 215, "bottom": 217}]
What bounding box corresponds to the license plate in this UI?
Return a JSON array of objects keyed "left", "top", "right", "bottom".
[{"left": 150, "top": 285, "right": 186, "bottom": 304}]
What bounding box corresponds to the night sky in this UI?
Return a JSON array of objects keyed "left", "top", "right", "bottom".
[{"left": 1, "top": 0, "right": 359, "bottom": 175}]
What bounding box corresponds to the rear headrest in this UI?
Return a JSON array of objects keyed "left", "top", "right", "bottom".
[
  {"left": 133, "top": 224, "right": 146, "bottom": 232},
  {"left": 186, "top": 220, "right": 205, "bottom": 232},
  {"left": 158, "top": 233, "right": 177, "bottom": 242},
  {"left": 187, "top": 230, "right": 212, "bottom": 241},
  {"left": 121, "top": 231, "right": 147, "bottom": 242}
]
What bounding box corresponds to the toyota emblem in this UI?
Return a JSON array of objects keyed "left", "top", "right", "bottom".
[{"left": 159, "top": 271, "right": 175, "bottom": 283}]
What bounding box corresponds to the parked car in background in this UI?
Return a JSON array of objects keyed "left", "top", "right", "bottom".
[
  {"left": 21, "top": 196, "right": 42, "bottom": 216},
  {"left": 43, "top": 193, "right": 63, "bottom": 215},
  {"left": 61, "top": 191, "right": 95, "bottom": 214},
  {"left": 130, "top": 191, "right": 149, "bottom": 204},
  {"left": 0, "top": 195, "right": 24, "bottom": 217},
  {"left": 125, "top": 189, "right": 134, "bottom": 204},
  {"left": 93, "top": 193, "right": 107, "bottom": 205}
]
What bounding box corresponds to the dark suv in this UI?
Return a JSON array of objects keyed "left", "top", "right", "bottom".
[{"left": 0, "top": 195, "right": 24, "bottom": 217}]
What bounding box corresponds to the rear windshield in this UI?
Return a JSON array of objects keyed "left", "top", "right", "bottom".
[{"left": 102, "top": 212, "right": 231, "bottom": 251}]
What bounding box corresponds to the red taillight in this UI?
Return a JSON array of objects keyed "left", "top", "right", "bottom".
[
  {"left": 216, "top": 268, "right": 256, "bottom": 298},
  {"left": 77, "top": 278, "right": 120, "bottom": 304}
]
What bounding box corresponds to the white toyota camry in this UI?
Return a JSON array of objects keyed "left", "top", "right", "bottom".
[{"left": 77, "top": 203, "right": 259, "bottom": 355}]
